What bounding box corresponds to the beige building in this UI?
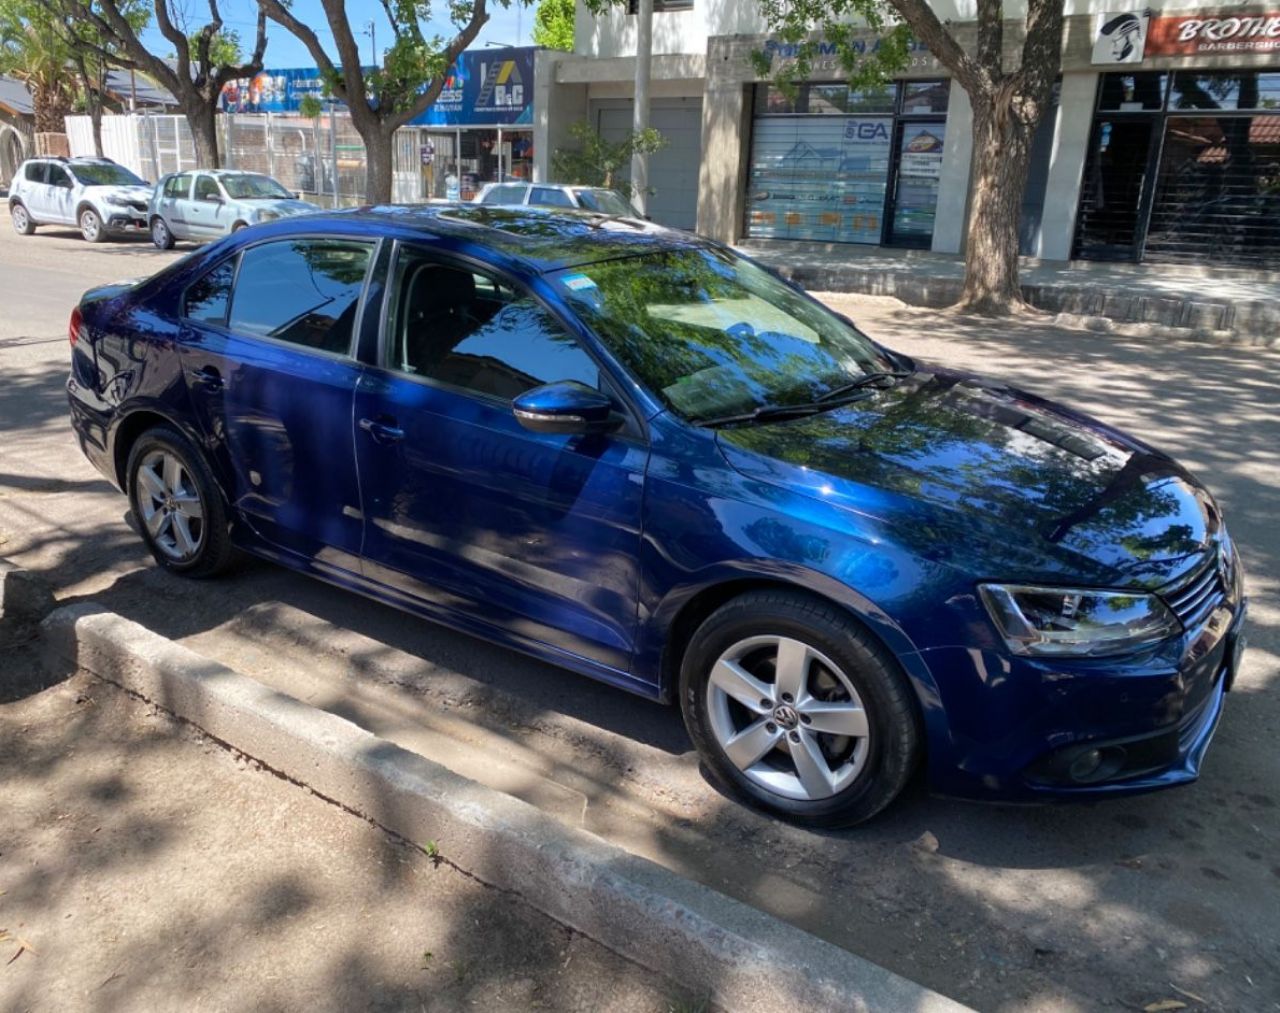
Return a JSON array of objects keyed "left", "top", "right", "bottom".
[{"left": 532, "top": 2, "right": 1280, "bottom": 269}]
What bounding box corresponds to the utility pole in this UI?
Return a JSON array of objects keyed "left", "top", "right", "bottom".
[
  {"left": 364, "top": 20, "right": 377, "bottom": 66},
  {"left": 630, "top": 0, "right": 652, "bottom": 217}
]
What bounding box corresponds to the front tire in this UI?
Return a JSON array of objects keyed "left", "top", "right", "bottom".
[
  {"left": 10, "top": 202, "right": 35, "bottom": 235},
  {"left": 126, "top": 426, "right": 236, "bottom": 578},
  {"left": 151, "top": 216, "right": 174, "bottom": 250},
  {"left": 680, "top": 590, "right": 921, "bottom": 827},
  {"left": 80, "top": 207, "right": 106, "bottom": 243}
]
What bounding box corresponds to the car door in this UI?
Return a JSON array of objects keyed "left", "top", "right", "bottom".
[
  {"left": 186, "top": 174, "right": 225, "bottom": 237},
  {"left": 19, "top": 161, "right": 50, "bottom": 219},
  {"left": 352, "top": 244, "right": 648, "bottom": 675},
  {"left": 159, "top": 173, "right": 192, "bottom": 237},
  {"left": 46, "top": 164, "right": 76, "bottom": 224},
  {"left": 176, "top": 236, "right": 378, "bottom": 569}
]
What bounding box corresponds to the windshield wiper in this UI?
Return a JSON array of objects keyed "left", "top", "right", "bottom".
[
  {"left": 816, "top": 369, "right": 913, "bottom": 402},
  {"left": 693, "top": 389, "right": 877, "bottom": 429}
]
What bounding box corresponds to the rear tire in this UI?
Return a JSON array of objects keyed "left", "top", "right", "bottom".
[
  {"left": 10, "top": 202, "right": 35, "bottom": 235},
  {"left": 151, "top": 216, "right": 174, "bottom": 250},
  {"left": 126, "top": 425, "right": 236, "bottom": 578},
  {"left": 679, "top": 590, "right": 921, "bottom": 827},
  {"left": 80, "top": 207, "right": 106, "bottom": 243}
]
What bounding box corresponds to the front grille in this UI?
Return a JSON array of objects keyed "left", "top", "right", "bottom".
[{"left": 1161, "top": 552, "right": 1227, "bottom": 630}]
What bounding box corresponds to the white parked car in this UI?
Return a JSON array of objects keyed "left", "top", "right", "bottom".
[
  {"left": 148, "top": 170, "right": 320, "bottom": 249},
  {"left": 8, "top": 157, "right": 152, "bottom": 242},
  {"left": 474, "top": 181, "right": 641, "bottom": 217}
]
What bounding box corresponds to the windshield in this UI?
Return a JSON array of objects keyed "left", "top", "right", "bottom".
[
  {"left": 551, "top": 247, "right": 900, "bottom": 422},
  {"left": 72, "top": 162, "right": 146, "bottom": 187},
  {"left": 220, "top": 174, "right": 292, "bottom": 200},
  {"left": 575, "top": 189, "right": 637, "bottom": 216}
]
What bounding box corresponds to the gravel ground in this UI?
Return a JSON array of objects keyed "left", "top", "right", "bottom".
[{"left": 1, "top": 216, "right": 1277, "bottom": 1012}]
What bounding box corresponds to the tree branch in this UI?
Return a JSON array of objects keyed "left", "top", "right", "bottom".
[
  {"left": 258, "top": 0, "right": 339, "bottom": 91},
  {"left": 886, "top": 0, "right": 986, "bottom": 94},
  {"left": 974, "top": 0, "right": 1003, "bottom": 76},
  {"left": 389, "top": 0, "right": 489, "bottom": 130}
]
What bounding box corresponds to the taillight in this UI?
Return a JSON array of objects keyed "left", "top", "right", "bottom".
[{"left": 69, "top": 305, "right": 82, "bottom": 348}]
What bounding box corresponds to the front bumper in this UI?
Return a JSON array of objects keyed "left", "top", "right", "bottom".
[
  {"left": 913, "top": 598, "right": 1247, "bottom": 802},
  {"left": 104, "top": 209, "right": 148, "bottom": 232}
]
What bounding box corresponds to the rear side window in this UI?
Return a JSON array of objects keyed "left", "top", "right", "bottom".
[
  {"left": 24, "top": 162, "right": 46, "bottom": 183},
  {"left": 228, "top": 239, "right": 374, "bottom": 355},
  {"left": 530, "top": 186, "right": 574, "bottom": 208},
  {"left": 183, "top": 258, "right": 236, "bottom": 325},
  {"left": 480, "top": 184, "right": 528, "bottom": 205}
]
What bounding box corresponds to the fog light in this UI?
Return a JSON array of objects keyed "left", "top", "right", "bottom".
[{"left": 1069, "top": 749, "right": 1104, "bottom": 782}]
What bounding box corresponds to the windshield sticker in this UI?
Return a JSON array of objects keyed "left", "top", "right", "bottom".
[{"left": 562, "top": 273, "right": 598, "bottom": 292}]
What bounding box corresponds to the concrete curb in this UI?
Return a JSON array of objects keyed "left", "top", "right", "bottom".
[
  {"left": 41, "top": 603, "right": 972, "bottom": 1013},
  {"left": 0, "top": 560, "right": 53, "bottom": 621}
]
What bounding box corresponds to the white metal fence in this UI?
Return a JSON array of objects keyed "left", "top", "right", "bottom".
[{"left": 64, "top": 112, "right": 428, "bottom": 204}]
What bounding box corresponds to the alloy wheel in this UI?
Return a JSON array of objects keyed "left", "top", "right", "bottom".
[
  {"left": 135, "top": 449, "right": 205, "bottom": 561},
  {"left": 706, "top": 634, "right": 871, "bottom": 801},
  {"left": 80, "top": 210, "right": 100, "bottom": 241},
  {"left": 152, "top": 218, "right": 169, "bottom": 248},
  {"left": 12, "top": 205, "right": 28, "bottom": 232}
]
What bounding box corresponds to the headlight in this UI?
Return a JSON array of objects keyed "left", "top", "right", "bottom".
[
  {"left": 102, "top": 196, "right": 128, "bottom": 207},
  {"left": 978, "top": 584, "right": 1179, "bottom": 658},
  {"left": 256, "top": 210, "right": 280, "bottom": 223}
]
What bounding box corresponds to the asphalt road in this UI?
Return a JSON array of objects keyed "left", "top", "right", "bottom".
[{"left": 1, "top": 216, "right": 1277, "bottom": 1013}]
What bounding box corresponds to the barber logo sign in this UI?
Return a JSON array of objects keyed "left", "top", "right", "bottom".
[{"left": 1093, "top": 9, "right": 1152, "bottom": 64}]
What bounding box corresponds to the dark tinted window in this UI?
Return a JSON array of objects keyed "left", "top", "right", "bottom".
[
  {"left": 164, "top": 174, "right": 191, "bottom": 198},
  {"left": 530, "top": 186, "right": 575, "bottom": 208},
  {"left": 1171, "top": 71, "right": 1280, "bottom": 111},
  {"left": 390, "top": 254, "right": 599, "bottom": 401},
  {"left": 228, "top": 239, "right": 373, "bottom": 354},
  {"left": 1097, "top": 72, "right": 1167, "bottom": 111},
  {"left": 48, "top": 165, "right": 71, "bottom": 188},
  {"left": 183, "top": 258, "right": 237, "bottom": 325},
  {"left": 194, "top": 175, "right": 220, "bottom": 200},
  {"left": 24, "top": 162, "right": 46, "bottom": 183}
]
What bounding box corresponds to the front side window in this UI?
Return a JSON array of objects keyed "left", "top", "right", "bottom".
[
  {"left": 530, "top": 186, "right": 575, "bottom": 209},
  {"left": 23, "top": 162, "right": 46, "bottom": 183},
  {"left": 183, "top": 258, "right": 237, "bottom": 325},
  {"left": 165, "top": 174, "right": 192, "bottom": 199},
  {"left": 228, "top": 239, "right": 373, "bottom": 354},
  {"left": 193, "top": 175, "right": 221, "bottom": 201},
  {"left": 389, "top": 253, "right": 599, "bottom": 401},
  {"left": 551, "top": 246, "right": 898, "bottom": 422},
  {"left": 70, "top": 162, "right": 146, "bottom": 186},
  {"left": 48, "top": 166, "right": 71, "bottom": 189}
]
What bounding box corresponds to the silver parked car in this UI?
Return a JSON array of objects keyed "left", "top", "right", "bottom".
[
  {"left": 149, "top": 170, "right": 320, "bottom": 248},
  {"left": 473, "top": 181, "right": 641, "bottom": 217}
]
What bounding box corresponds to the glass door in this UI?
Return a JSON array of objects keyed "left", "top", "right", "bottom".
[
  {"left": 885, "top": 120, "right": 947, "bottom": 248},
  {"left": 1072, "top": 118, "right": 1158, "bottom": 261}
]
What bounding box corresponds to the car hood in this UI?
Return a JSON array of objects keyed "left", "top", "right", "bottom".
[
  {"left": 93, "top": 185, "right": 152, "bottom": 204},
  {"left": 238, "top": 197, "right": 320, "bottom": 215},
  {"left": 715, "top": 367, "right": 1220, "bottom": 589}
]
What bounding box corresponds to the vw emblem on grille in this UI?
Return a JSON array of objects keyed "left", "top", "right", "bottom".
[{"left": 772, "top": 704, "right": 800, "bottom": 729}]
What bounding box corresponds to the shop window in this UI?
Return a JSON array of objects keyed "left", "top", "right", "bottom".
[
  {"left": 1097, "top": 72, "right": 1167, "bottom": 112},
  {"left": 1170, "top": 72, "right": 1280, "bottom": 112},
  {"left": 626, "top": 0, "right": 693, "bottom": 10},
  {"left": 754, "top": 84, "right": 895, "bottom": 116},
  {"left": 900, "top": 81, "right": 950, "bottom": 115}
]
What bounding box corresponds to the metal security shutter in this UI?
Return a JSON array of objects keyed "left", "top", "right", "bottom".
[
  {"left": 1142, "top": 114, "right": 1280, "bottom": 269},
  {"left": 594, "top": 98, "right": 702, "bottom": 229}
]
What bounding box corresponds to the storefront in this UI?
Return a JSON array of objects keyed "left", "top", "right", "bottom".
[
  {"left": 1074, "top": 67, "right": 1280, "bottom": 267},
  {"left": 409, "top": 46, "right": 536, "bottom": 201},
  {"left": 744, "top": 79, "right": 950, "bottom": 248}
]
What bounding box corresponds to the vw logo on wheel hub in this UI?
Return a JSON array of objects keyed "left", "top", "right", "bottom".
[{"left": 772, "top": 704, "right": 799, "bottom": 729}]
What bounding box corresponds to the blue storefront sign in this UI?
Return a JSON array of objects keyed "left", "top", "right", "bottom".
[
  {"left": 220, "top": 68, "right": 360, "bottom": 114},
  {"left": 410, "top": 47, "right": 535, "bottom": 127}
]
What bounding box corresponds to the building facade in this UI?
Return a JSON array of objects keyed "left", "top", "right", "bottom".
[{"left": 533, "top": 2, "right": 1280, "bottom": 269}]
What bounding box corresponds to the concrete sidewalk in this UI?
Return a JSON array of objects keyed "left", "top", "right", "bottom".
[{"left": 740, "top": 240, "right": 1280, "bottom": 339}]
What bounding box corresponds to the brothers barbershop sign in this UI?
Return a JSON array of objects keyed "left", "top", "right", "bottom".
[{"left": 1094, "top": 9, "right": 1280, "bottom": 63}]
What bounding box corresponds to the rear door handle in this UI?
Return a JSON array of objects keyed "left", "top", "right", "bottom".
[
  {"left": 189, "top": 365, "right": 223, "bottom": 391},
  {"left": 359, "top": 416, "right": 405, "bottom": 444}
]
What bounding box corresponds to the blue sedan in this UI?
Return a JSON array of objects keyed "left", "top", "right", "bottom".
[{"left": 65, "top": 206, "right": 1247, "bottom": 825}]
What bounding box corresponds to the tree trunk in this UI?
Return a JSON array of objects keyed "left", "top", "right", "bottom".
[
  {"left": 187, "top": 101, "right": 221, "bottom": 168},
  {"left": 90, "top": 100, "right": 104, "bottom": 157},
  {"left": 957, "top": 92, "right": 1037, "bottom": 315},
  {"left": 363, "top": 126, "right": 395, "bottom": 203}
]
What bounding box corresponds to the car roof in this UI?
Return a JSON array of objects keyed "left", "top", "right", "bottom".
[{"left": 284, "top": 203, "right": 707, "bottom": 274}]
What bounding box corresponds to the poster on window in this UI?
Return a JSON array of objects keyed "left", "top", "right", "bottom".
[{"left": 745, "top": 117, "right": 892, "bottom": 244}]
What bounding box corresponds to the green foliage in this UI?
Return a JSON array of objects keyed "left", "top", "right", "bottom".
[
  {"left": 0, "top": 0, "right": 77, "bottom": 130},
  {"left": 551, "top": 121, "right": 666, "bottom": 194},
  {"left": 532, "top": 0, "right": 574, "bottom": 51},
  {"left": 750, "top": 0, "right": 913, "bottom": 95},
  {"left": 297, "top": 94, "right": 323, "bottom": 119},
  {"left": 183, "top": 27, "right": 242, "bottom": 67}
]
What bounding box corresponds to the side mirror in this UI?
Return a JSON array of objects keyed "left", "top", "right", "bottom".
[{"left": 513, "top": 381, "right": 621, "bottom": 436}]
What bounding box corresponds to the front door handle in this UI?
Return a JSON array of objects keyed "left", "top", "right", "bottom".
[
  {"left": 189, "top": 365, "right": 223, "bottom": 391},
  {"left": 359, "top": 416, "right": 405, "bottom": 444}
]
